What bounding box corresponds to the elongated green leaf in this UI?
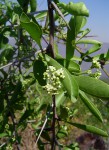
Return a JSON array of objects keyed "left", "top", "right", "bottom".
[
  {"left": 0, "top": 133, "right": 8, "bottom": 138},
  {"left": 67, "top": 122, "right": 108, "bottom": 137},
  {"left": 33, "top": 60, "right": 47, "bottom": 86},
  {"left": 66, "top": 16, "right": 87, "bottom": 59},
  {"left": 77, "top": 28, "right": 90, "bottom": 41},
  {"left": 79, "top": 90, "right": 103, "bottom": 122},
  {"left": 75, "top": 16, "right": 87, "bottom": 35},
  {"left": 44, "top": 54, "right": 79, "bottom": 102},
  {"left": 58, "top": 2, "right": 89, "bottom": 17},
  {"left": 20, "top": 13, "right": 42, "bottom": 47},
  {"left": 76, "top": 39, "right": 102, "bottom": 55},
  {"left": 35, "top": 11, "right": 47, "bottom": 20},
  {"left": 66, "top": 16, "right": 75, "bottom": 59},
  {"left": 72, "top": 56, "right": 82, "bottom": 61},
  {"left": 30, "top": 0, "right": 37, "bottom": 12},
  {"left": 106, "top": 49, "right": 109, "bottom": 61},
  {"left": 74, "top": 75, "right": 109, "bottom": 98}
]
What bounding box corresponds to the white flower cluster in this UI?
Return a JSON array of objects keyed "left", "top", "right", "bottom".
[
  {"left": 43, "top": 66, "right": 65, "bottom": 95},
  {"left": 92, "top": 59, "right": 101, "bottom": 69}
]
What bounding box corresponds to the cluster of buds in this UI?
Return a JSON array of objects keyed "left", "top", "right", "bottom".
[
  {"left": 87, "top": 69, "right": 102, "bottom": 79},
  {"left": 92, "top": 59, "right": 101, "bottom": 69},
  {"left": 43, "top": 66, "right": 65, "bottom": 95},
  {"left": 89, "top": 70, "right": 102, "bottom": 79}
]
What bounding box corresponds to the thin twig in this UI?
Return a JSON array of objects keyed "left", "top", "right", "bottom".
[
  {"left": 29, "top": 10, "right": 47, "bottom": 15},
  {"left": 51, "top": 95, "right": 56, "bottom": 150},
  {"left": 102, "top": 67, "right": 109, "bottom": 78},
  {"left": 0, "top": 48, "right": 47, "bottom": 70},
  {"left": 51, "top": 1, "right": 70, "bottom": 30},
  {"left": 35, "top": 104, "right": 53, "bottom": 145}
]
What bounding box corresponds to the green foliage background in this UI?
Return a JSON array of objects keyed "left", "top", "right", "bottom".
[{"left": 0, "top": 0, "right": 109, "bottom": 149}]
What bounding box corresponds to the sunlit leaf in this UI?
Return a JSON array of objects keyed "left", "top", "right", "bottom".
[
  {"left": 66, "top": 16, "right": 87, "bottom": 59},
  {"left": 79, "top": 90, "right": 103, "bottom": 122},
  {"left": 76, "top": 39, "right": 102, "bottom": 55},
  {"left": 66, "top": 59, "right": 81, "bottom": 73},
  {"left": 58, "top": 2, "right": 89, "bottom": 17},
  {"left": 66, "top": 16, "right": 75, "bottom": 59},
  {"left": 20, "top": 13, "right": 42, "bottom": 47},
  {"left": 74, "top": 75, "right": 109, "bottom": 98}
]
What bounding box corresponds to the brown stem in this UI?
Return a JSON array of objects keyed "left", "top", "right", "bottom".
[
  {"left": 47, "top": 0, "right": 55, "bottom": 58},
  {"left": 47, "top": 0, "right": 56, "bottom": 149},
  {"left": 51, "top": 95, "right": 56, "bottom": 150}
]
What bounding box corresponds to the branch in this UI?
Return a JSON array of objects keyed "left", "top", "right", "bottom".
[
  {"left": 0, "top": 48, "right": 47, "bottom": 70},
  {"left": 101, "top": 67, "right": 109, "bottom": 78},
  {"left": 47, "top": 1, "right": 56, "bottom": 150},
  {"left": 51, "top": 1, "right": 70, "bottom": 30},
  {"left": 28, "top": 10, "right": 47, "bottom": 15},
  {"left": 47, "top": 0, "right": 55, "bottom": 58},
  {"left": 35, "top": 104, "right": 53, "bottom": 146}
]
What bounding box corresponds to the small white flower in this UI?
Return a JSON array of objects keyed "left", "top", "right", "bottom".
[
  {"left": 92, "top": 59, "right": 101, "bottom": 69},
  {"left": 43, "top": 66, "right": 65, "bottom": 95}
]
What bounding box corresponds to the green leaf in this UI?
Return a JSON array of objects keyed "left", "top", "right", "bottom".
[
  {"left": 66, "top": 59, "right": 81, "bottom": 73},
  {"left": 17, "top": 0, "right": 30, "bottom": 12},
  {"left": 74, "top": 75, "right": 109, "bottom": 98},
  {"left": 67, "top": 122, "right": 108, "bottom": 137},
  {"left": 20, "top": 13, "right": 42, "bottom": 47},
  {"left": 35, "top": 11, "right": 47, "bottom": 20},
  {"left": 58, "top": 2, "right": 89, "bottom": 17},
  {"left": 66, "top": 16, "right": 75, "bottom": 59},
  {"left": 56, "top": 91, "right": 66, "bottom": 107},
  {"left": 79, "top": 90, "right": 103, "bottom": 122},
  {"left": 66, "top": 16, "right": 87, "bottom": 59},
  {"left": 0, "top": 133, "right": 8, "bottom": 138},
  {"left": 76, "top": 40, "right": 102, "bottom": 55},
  {"left": 60, "top": 105, "right": 69, "bottom": 120},
  {"left": 33, "top": 60, "right": 47, "bottom": 86},
  {"left": 57, "top": 126, "right": 68, "bottom": 139},
  {"left": 44, "top": 54, "right": 79, "bottom": 102},
  {"left": 30, "top": 0, "right": 37, "bottom": 12},
  {"left": 72, "top": 56, "right": 82, "bottom": 61},
  {"left": 106, "top": 49, "right": 109, "bottom": 61},
  {"left": 77, "top": 28, "right": 90, "bottom": 42},
  {"left": 56, "top": 58, "right": 81, "bottom": 73}
]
